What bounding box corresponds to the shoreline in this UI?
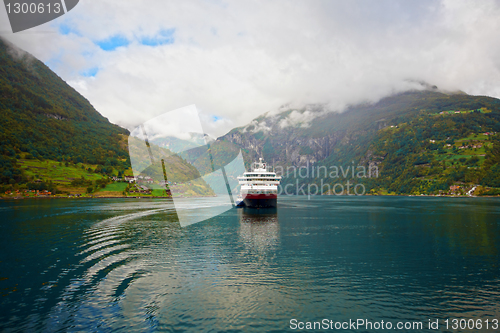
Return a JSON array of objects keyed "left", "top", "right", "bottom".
[
  {"left": 0, "top": 193, "right": 217, "bottom": 199},
  {"left": 1, "top": 194, "right": 499, "bottom": 200}
]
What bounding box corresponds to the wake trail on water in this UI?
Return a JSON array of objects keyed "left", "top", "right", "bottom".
[{"left": 92, "top": 207, "right": 174, "bottom": 228}]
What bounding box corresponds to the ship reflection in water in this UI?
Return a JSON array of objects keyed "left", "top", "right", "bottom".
[
  {"left": 238, "top": 207, "right": 279, "bottom": 252},
  {"left": 2, "top": 198, "right": 500, "bottom": 332}
]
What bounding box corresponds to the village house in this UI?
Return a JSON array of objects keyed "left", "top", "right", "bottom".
[
  {"left": 124, "top": 176, "right": 136, "bottom": 183},
  {"left": 130, "top": 184, "right": 151, "bottom": 194},
  {"left": 138, "top": 176, "right": 154, "bottom": 184}
]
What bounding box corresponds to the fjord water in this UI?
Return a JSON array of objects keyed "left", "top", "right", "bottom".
[{"left": 0, "top": 197, "right": 499, "bottom": 332}]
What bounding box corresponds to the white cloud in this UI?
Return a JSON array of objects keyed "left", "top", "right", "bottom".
[
  {"left": 243, "top": 119, "right": 273, "bottom": 134},
  {"left": 2, "top": 0, "right": 500, "bottom": 136}
]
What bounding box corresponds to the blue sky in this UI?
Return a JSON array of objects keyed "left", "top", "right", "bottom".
[
  {"left": 93, "top": 30, "right": 175, "bottom": 50},
  {"left": 139, "top": 29, "right": 175, "bottom": 47},
  {"left": 3, "top": 0, "right": 500, "bottom": 137},
  {"left": 96, "top": 35, "right": 130, "bottom": 51},
  {"left": 80, "top": 66, "right": 98, "bottom": 77},
  {"left": 58, "top": 24, "right": 75, "bottom": 35},
  {"left": 53, "top": 24, "right": 176, "bottom": 80}
]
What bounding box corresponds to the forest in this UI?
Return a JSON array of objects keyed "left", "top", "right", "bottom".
[
  {"left": 0, "top": 38, "right": 132, "bottom": 194},
  {"left": 2, "top": 36, "right": 500, "bottom": 197}
]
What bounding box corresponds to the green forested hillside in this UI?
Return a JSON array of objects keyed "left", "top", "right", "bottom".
[
  {"left": 219, "top": 90, "right": 500, "bottom": 196},
  {"left": 0, "top": 38, "right": 130, "bottom": 186},
  {"left": 0, "top": 39, "right": 213, "bottom": 197},
  {"left": 3, "top": 36, "right": 499, "bottom": 197},
  {"left": 361, "top": 109, "right": 500, "bottom": 195}
]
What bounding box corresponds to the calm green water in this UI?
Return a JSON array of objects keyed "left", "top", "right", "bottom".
[{"left": 0, "top": 197, "right": 499, "bottom": 332}]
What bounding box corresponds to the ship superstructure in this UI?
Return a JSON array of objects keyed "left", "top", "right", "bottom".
[{"left": 237, "top": 158, "right": 281, "bottom": 208}]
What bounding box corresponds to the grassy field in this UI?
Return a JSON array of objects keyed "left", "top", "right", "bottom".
[
  {"left": 151, "top": 189, "right": 169, "bottom": 196},
  {"left": 19, "top": 159, "right": 106, "bottom": 185},
  {"left": 100, "top": 182, "right": 128, "bottom": 192},
  {"left": 92, "top": 182, "right": 137, "bottom": 197},
  {"left": 426, "top": 132, "right": 494, "bottom": 167},
  {"left": 16, "top": 158, "right": 108, "bottom": 195},
  {"left": 91, "top": 183, "right": 170, "bottom": 197},
  {"left": 456, "top": 133, "right": 492, "bottom": 141},
  {"left": 436, "top": 154, "right": 485, "bottom": 163},
  {"left": 432, "top": 108, "right": 492, "bottom": 116},
  {"left": 3, "top": 158, "right": 206, "bottom": 197}
]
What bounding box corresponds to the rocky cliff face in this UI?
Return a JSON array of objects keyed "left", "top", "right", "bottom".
[
  {"left": 203, "top": 89, "right": 500, "bottom": 195},
  {"left": 285, "top": 132, "right": 345, "bottom": 164},
  {"left": 219, "top": 108, "right": 351, "bottom": 168},
  {"left": 216, "top": 89, "right": 494, "bottom": 172}
]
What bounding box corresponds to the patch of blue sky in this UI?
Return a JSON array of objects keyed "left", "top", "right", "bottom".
[
  {"left": 44, "top": 51, "right": 63, "bottom": 72},
  {"left": 212, "top": 115, "right": 221, "bottom": 121},
  {"left": 96, "top": 35, "right": 130, "bottom": 51},
  {"left": 81, "top": 50, "right": 94, "bottom": 58},
  {"left": 80, "top": 67, "right": 99, "bottom": 77},
  {"left": 140, "top": 28, "right": 175, "bottom": 46},
  {"left": 45, "top": 58, "right": 61, "bottom": 71},
  {"left": 58, "top": 23, "right": 80, "bottom": 36}
]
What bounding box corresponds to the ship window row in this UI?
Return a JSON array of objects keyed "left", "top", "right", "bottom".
[
  {"left": 247, "top": 190, "right": 277, "bottom": 194},
  {"left": 244, "top": 174, "right": 276, "bottom": 177},
  {"left": 242, "top": 178, "right": 279, "bottom": 181}
]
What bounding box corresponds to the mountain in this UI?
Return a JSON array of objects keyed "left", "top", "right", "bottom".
[
  {"left": 2, "top": 36, "right": 499, "bottom": 197},
  {"left": 0, "top": 37, "right": 130, "bottom": 184},
  {"left": 0, "top": 39, "right": 212, "bottom": 197},
  {"left": 150, "top": 133, "right": 213, "bottom": 154},
  {"left": 214, "top": 90, "right": 500, "bottom": 195}
]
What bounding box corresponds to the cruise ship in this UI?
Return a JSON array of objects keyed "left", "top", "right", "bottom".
[{"left": 237, "top": 158, "right": 281, "bottom": 208}]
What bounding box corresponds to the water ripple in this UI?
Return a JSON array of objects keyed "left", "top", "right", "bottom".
[{"left": 1, "top": 197, "right": 500, "bottom": 332}]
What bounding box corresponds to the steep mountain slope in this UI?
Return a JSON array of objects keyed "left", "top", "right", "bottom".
[
  {"left": 0, "top": 38, "right": 129, "bottom": 183},
  {"left": 0, "top": 39, "right": 212, "bottom": 196},
  {"left": 216, "top": 90, "right": 500, "bottom": 195},
  {"left": 361, "top": 108, "right": 500, "bottom": 195},
  {"left": 3, "top": 36, "right": 498, "bottom": 197}
]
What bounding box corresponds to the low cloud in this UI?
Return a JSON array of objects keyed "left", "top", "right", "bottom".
[{"left": 2, "top": 0, "right": 500, "bottom": 136}]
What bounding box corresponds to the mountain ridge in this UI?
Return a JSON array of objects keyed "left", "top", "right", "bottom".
[
  {"left": 0, "top": 39, "right": 213, "bottom": 197},
  {"left": 2, "top": 37, "right": 499, "bottom": 197},
  {"left": 215, "top": 89, "right": 500, "bottom": 195}
]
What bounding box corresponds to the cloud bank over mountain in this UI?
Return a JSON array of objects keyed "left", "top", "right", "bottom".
[{"left": 2, "top": 0, "right": 500, "bottom": 136}]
